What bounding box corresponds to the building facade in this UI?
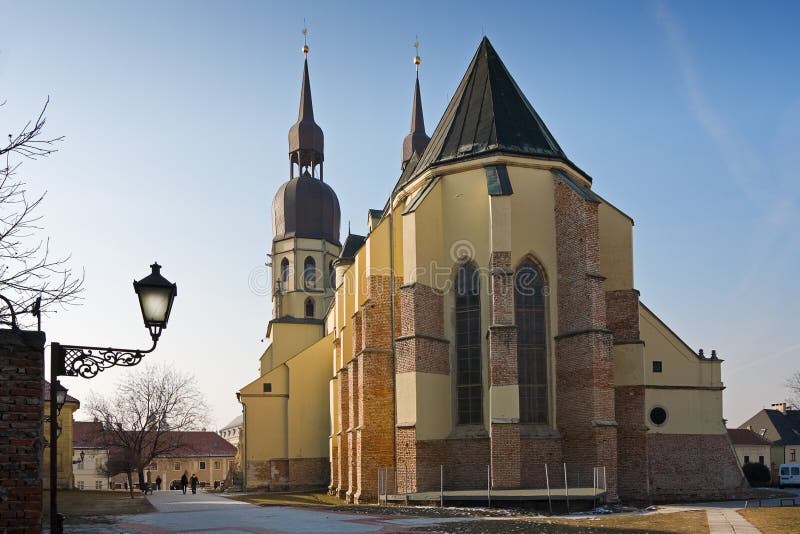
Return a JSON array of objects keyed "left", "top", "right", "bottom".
[
  {"left": 42, "top": 380, "right": 80, "bottom": 490},
  {"left": 740, "top": 403, "right": 800, "bottom": 471},
  {"left": 238, "top": 37, "right": 746, "bottom": 502},
  {"left": 727, "top": 428, "right": 771, "bottom": 468}
]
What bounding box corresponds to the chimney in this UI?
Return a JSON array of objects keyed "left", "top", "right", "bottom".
[{"left": 771, "top": 402, "right": 787, "bottom": 414}]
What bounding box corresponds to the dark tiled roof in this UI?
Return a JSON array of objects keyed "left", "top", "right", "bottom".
[
  {"left": 338, "top": 233, "right": 366, "bottom": 261},
  {"left": 727, "top": 428, "right": 772, "bottom": 446},
  {"left": 42, "top": 380, "right": 80, "bottom": 404},
  {"left": 740, "top": 409, "right": 800, "bottom": 446},
  {"left": 73, "top": 421, "right": 105, "bottom": 448},
  {"left": 409, "top": 37, "right": 567, "bottom": 184}
]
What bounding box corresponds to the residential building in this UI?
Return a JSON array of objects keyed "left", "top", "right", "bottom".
[
  {"left": 727, "top": 428, "right": 771, "bottom": 467},
  {"left": 219, "top": 415, "right": 242, "bottom": 448},
  {"left": 238, "top": 37, "right": 746, "bottom": 502},
  {"left": 73, "top": 421, "right": 111, "bottom": 491},
  {"left": 739, "top": 403, "right": 800, "bottom": 469}
]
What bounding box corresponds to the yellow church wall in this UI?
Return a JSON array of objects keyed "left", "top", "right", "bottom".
[
  {"left": 490, "top": 385, "right": 521, "bottom": 422},
  {"left": 286, "top": 333, "right": 333, "bottom": 459},
  {"left": 262, "top": 322, "right": 324, "bottom": 372},
  {"left": 598, "top": 201, "right": 634, "bottom": 291},
  {"left": 613, "top": 343, "right": 646, "bottom": 386},
  {"left": 396, "top": 372, "right": 453, "bottom": 440},
  {"left": 638, "top": 303, "right": 725, "bottom": 435}
]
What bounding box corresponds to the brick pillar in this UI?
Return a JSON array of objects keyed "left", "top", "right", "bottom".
[
  {"left": 335, "top": 365, "right": 348, "bottom": 498},
  {"left": 553, "top": 176, "right": 618, "bottom": 500},
  {"left": 353, "top": 275, "right": 396, "bottom": 503},
  {"left": 0, "top": 329, "right": 45, "bottom": 534},
  {"left": 346, "top": 360, "right": 358, "bottom": 502},
  {"left": 607, "top": 289, "right": 649, "bottom": 500}
]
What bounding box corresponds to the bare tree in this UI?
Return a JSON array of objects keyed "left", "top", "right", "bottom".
[
  {"left": 787, "top": 371, "right": 800, "bottom": 409},
  {"left": 87, "top": 363, "right": 209, "bottom": 496},
  {"left": 1, "top": 98, "right": 83, "bottom": 327}
]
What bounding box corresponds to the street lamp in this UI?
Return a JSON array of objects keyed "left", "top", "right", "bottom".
[
  {"left": 49, "top": 263, "right": 177, "bottom": 534},
  {"left": 54, "top": 382, "right": 67, "bottom": 415}
]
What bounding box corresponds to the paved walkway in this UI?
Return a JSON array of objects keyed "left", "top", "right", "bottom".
[{"left": 705, "top": 508, "right": 760, "bottom": 534}]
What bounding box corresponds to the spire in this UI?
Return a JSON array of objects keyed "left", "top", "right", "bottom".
[
  {"left": 402, "top": 40, "right": 430, "bottom": 169},
  {"left": 288, "top": 25, "right": 324, "bottom": 179},
  {"left": 408, "top": 37, "right": 569, "bottom": 182}
]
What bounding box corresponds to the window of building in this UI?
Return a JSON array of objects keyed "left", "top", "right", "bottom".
[
  {"left": 199, "top": 461, "right": 206, "bottom": 470},
  {"left": 280, "top": 258, "right": 290, "bottom": 290},
  {"left": 328, "top": 261, "right": 335, "bottom": 289},
  {"left": 305, "top": 297, "right": 314, "bottom": 318},
  {"left": 652, "top": 361, "right": 663, "bottom": 373},
  {"left": 743, "top": 455, "right": 750, "bottom": 464},
  {"left": 174, "top": 462, "right": 181, "bottom": 471},
  {"left": 77, "top": 481, "right": 84, "bottom": 490},
  {"left": 263, "top": 382, "right": 272, "bottom": 393},
  {"left": 455, "top": 261, "right": 482, "bottom": 425},
  {"left": 759, "top": 455, "right": 765, "bottom": 465},
  {"left": 515, "top": 259, "right": 548, "bottom": 424},
  {"left": 150, "top": 463, "right": 157, "bottom": 470},
  {"left": 649, "top": 406, "right": 668, "bottom": 426},
  {"left": 95, "top": 480, "right": 103, "bottom": 490},
  {"left": 791, "top": 449, "right": 796, "bottom": 462},
  {"left": 214, "top": 461, "right": 221, "bottom": 470},
  {"left": 304, "top": 256, "right": 316, "bottom": 288}
]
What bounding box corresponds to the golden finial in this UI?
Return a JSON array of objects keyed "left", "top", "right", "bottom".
[
  {"left": 413, "top": 38, "right": 421, "bottom": 72},
  {"left": 301, "top": 22, "right": 309, "bottom": 56}
]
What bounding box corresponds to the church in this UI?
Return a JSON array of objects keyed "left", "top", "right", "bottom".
[{"left": 237, "top": 37, "right": 746, "bottom": 503}]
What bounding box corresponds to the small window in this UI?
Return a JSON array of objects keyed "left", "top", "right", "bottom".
[
  {"left": 758, "top": 456, "right": 764, "bottom": 465},
  {"left": 791, "top": 449, "right": 797, "bottom": 462},
  {"left": 199, "top": 461, "right": 206, "bottom": 470},
  {"left": 743, "top": 455, "right": 750, "bottom": 464},
  {"left": 214, "top": 461, "right": 221, "bottom": 470},
  {"left": 150, "top": 463, "right": 157, "bottom": 470},
  {"left": 263, "top": 383, "right": 272, "bottom": 393},
  {"left": 280, "top": 258, "right": 290, "bottom": 289},
  {"left": 95, "top": 480, "right": 103, "bottom": 490},
  {"left": 649, "top": 406, "right": 667, "bottom": 426},
  {"left": 305, "top": 297, "right": 314, "bottom": 318},
  {"left": 652, "top": 361, "right": 662, "bottom": 373},
  {"left": 77, "top": 481, "right": 84, "bottom": 490},
  {"left": 328, "top": 261, "right": 335, "bottom": 289},
  {"left": 174, "top": 462, "right": 180, "bottom": 471}
]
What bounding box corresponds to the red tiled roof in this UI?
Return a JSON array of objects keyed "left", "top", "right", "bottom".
[
  {"left": 70, "top": 426, "right": 237, "bottom": 458},
  {"left": 728, "top": 428, "right": 772, "bottom": 446},
  {"left": 73, "top": 421, "right": 106, "bottom": 448}
]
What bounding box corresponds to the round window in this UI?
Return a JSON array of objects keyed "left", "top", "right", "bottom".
[{"left": 650, "top": 407, "right": 667, "bottom": 426}]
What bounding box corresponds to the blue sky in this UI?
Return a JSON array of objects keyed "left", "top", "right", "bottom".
[{"left": 2, "top": 1, "right": 798, "bottom": 430}]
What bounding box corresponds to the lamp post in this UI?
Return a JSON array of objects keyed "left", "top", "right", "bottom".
[{"left": 49, "top": 263, "right": 177, "bottom": 534}]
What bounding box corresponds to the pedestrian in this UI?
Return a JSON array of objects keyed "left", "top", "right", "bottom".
[
  {"left": 190, "top": 473, "right": 199, "bottom": 495},
  {"left": 181, "top": 472, "right": 188, "bottom": 495},
  {"left": 155, "top": 476, "right": 162, "bottom": 491}
]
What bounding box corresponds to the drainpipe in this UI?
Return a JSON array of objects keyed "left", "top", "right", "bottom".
[{"left": 236, "top": 392, "right": 246, "bottom": 493}]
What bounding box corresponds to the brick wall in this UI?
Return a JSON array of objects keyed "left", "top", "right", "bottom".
[
  {"left": 0, "top": 329, "right": 45, "bottom": 534},
  {"left": 396, "top": 283, "right": 449, "bottom": 375},
  {"left": 615, "top": 385, "right": 649, "bottom": 499},
  {"left": 520, "top": 437, "right": 563, "bottom": 487},
  {"left": 606, "top": 290, "right": 641, "bottom": 344},
  {"left": 647, "top": 433, "right": 747, "bottom": 501},
  {"left": 553, "top": 177, "right": 618, "bottom": 500},
  {"left": 334, "top": 366, "right": 349, "bottom": 498},
  {"left": 288, "top": 457, "right": 329, "bottom": 488}
]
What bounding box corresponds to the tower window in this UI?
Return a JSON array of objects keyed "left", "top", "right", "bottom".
[
  {"left": 652, "top": 361, "right": 662, "bottom": 373},
  {"left": 304, "top": 257, "right": 316, "bottom": 288},
  {"left": 649, "top": 406, "right": 668, "bottom": 426},
  {"left": 455, "top": 261, "right": 482, "bottom": 425},
  {"left": 329, "top": 261, "right": 335, "bottom": 289},
  {"left": 305, "top": 298, "right": 314, "bottom": 318},
  {"left": 280, "top": 258, "right": 290, "bottom": 291},
  {"left": 515, "top": 258, "right": 548, "bottom": 424}
]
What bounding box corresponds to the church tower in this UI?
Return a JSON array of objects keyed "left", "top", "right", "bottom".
[
  {"left": 401, "top": 42, "right": 430, "bottom": 169},
  {"left": 271, "top": 38, "right": 341, "bottom": 321}
]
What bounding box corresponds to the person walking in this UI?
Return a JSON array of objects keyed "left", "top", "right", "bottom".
[
  {"left": 155, "top": 476, "right": 162, "bottom": 492},
  {"left": 190, "top": 474, "right": 199, "bottom": 495},
  {"left": 180, "top": 472, "right": 188, "bottom": 495}
]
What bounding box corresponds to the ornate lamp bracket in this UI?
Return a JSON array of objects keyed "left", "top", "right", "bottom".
[{"left": 52, "top": 339, "right": 158, "bottom": 379}]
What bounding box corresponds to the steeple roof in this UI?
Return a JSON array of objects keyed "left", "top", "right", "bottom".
[
  {"left": 411, "top": 37, "right": 569, "bottom": 181},
  {"left": 288, "top": 58, "right": 324, "bottom": 167},
  {"left": 402, "top": 74, "right": 430, "bottom": 169}
]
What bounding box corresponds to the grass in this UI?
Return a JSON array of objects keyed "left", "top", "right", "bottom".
[
  {"left": 415, "top": 511, "right": 709, "bottom": 533},
  {"left": 43, "top": 490, "right": 154, "bottom": 524},
  {"left": 738, "top": 506, "right": 800, "bottom": 534}
]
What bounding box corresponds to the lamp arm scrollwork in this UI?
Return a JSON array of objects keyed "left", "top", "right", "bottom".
[{"left": 52, "top": 339, "right": 158, "bottom": 379}]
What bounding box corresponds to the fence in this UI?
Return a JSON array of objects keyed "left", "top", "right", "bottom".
[{"left": 377, "top": 463, "right": 607, "bottom": 513}]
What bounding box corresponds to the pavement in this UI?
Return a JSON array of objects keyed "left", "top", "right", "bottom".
[{"left": 47, "top": 487, "right": 800, "bottom": 533}]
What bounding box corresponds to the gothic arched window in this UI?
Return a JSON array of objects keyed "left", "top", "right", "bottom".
[
  {"left": 515, "top": 258, "right": 548, "bottom": 424},
  {"left": 328, "top": 261, "right": 335, "bottom": 289},
  {"left": 280, "top": 258, "right": 290, "bottom": 291},
  {"left": 455, "top": 261, "right": 482, "bottom": 425},
  {"left": 304, "top": 256, "right": 316, "bottom": 289},
  {"left": 305, "top": 297, "right": 314, "bottom": 318}
]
